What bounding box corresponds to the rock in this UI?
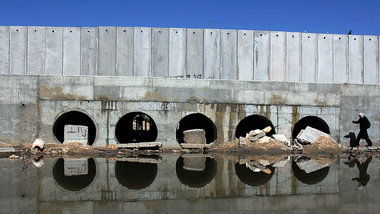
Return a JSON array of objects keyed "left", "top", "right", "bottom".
[
  {"left": 183, "top": 129, "right": 206, "bottom": 144},
  {"left": 296, "top": 126, "right": 329, "bottom": 144},
  {"left": 9, "top": 154, "right": 19, "bottom": 159},
  {"left": 258, "top": 159, "right": 270, "bottom": 166},
  {"left": 31, "top": 138, "right": 45, "bottom": 154},
  {"left": 0, "top": 147, "right": 15, "bottom": 153},
  {"left": 296, "top": 158, "right": 330, "bottom": 173},
  {"left": 107, "top": 144, "right": 117, "bottom": 149},
  {"left": 258, "top": 136, "right": 271, "bottom": 143},
  {"left": 272, "top": 134, "right": 291, "bottom": 146},
  {"left": 64, "top": 125, "right": 88, "bottom": 146},
  {"left": 32, "top": 157, "right": 45, "bottom": 168},
  {"left": 239, "top": 137, "right": 248, "bottom": 145},
  {"left": 263, "top": 126, "right": 272, "bottom": 134}
]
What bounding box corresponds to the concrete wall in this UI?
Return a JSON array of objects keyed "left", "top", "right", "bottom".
[
  {"left": 0, "top": 26, "right": 379, "bottom": 84},
  {"left": 0, "top": 75, "right": 379, "bottom": 148}
]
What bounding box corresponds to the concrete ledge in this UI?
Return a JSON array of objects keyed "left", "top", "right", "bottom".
[{"left": 116, "top": 142, "right": 162, "bottom": 149}]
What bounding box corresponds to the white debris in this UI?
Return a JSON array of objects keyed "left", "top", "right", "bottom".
[
  {"left": 258, "top": 136, "right": 271, "bottom": 143},
  {"left": 296, "top": 159, "right": 329, "bottom": 173},
  {"left": 183, "top": 129, "right": 206, "bottom": 144},
  {"left": 64, "top": 125, "right": 89, "bottom": 146},
  {"left": 296, "top": 126, "right": 329, "bottom": 144},
  {"left": 31, "top": 138, "right": 45, "bottom": 154},
  {"left": 272, "top": 134, "right": 291, "bottom": 147},
  {"left": 64, "top": 158, "right": 89, "bottom": 176},
  {"left": 183, "top": 156, "right": 206, "bottom": 171}
]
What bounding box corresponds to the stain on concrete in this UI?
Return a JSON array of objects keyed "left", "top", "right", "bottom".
[
  {"left": 142, "top": 91, "right": 169, "bottom": 102},
  {"left": 39, "top": 85, "right": 86, "bottom": 100},
  {"left": 269, "top": 94, "right": 288, "bottom": 105},
  {"left": 314, "top": 99, "right": 328, "bottom": 106}
]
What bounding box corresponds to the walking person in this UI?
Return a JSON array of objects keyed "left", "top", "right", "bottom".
[{"left": 352, "top": 113, "right": 372, "bottom": 147}]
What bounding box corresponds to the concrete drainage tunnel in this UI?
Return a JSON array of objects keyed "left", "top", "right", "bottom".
[{"left": 176, "top": 113, "right": 217, "bottom": 144}]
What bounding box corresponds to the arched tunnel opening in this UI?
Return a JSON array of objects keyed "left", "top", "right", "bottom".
[
  {"left": 53, "top": 158, "right": 96, "bottom": 191},
  {"left": 292, "top": 116, "right": 330, "bottom": 139},
  {"left": 235, "top": 115, "right": 276, "bottom": 138},
  {"left": 53, "top": 110, "right": 97, "bottom": 145},
  {"left": 176, "top": 113, "right": 217, "bottom": 144},
  {"left": 176, "top": 156, "right": 217, "bottom": 188},
  {"left": 115, "top": 161, "right": 158, "bottom": 189},
  {"left": 235, "top": 163, "right": 275, "bottom": 186},
  {"left": 115, "top": 112, "right": 158, "bottom": 143},
  {"left": 292, "top": 159, "right": 330, "bottom": 185}
]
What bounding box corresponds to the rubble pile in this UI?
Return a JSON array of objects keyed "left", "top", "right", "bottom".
[
  {"left": 238, "top": 126, "right": 291, "bottom": 148},
  {"left": 294, "top": 126, "right": 341, "bottom": 154}
]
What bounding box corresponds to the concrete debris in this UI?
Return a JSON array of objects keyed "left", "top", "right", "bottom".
[
  {"left": 64, "top": 125, "right": 88, "bottom": 146},
  {"left": 0, "top": 147, "right": 16, "bottom": 153},
  {"left": 32, "top": 157, "right": 45, "bottom": 168},
  {"left": 183, "top": 156, "right": 206, "bottom": 171},
  {"left": 272, "top": 134, "right": 291, "bottom": 147},
  {"left": 239, "top": 137, "right": 248, "bottom": 145},
  {"left": 64, "top": 158, "right": 89, "bottom": 176},
  {"left": 180, "top": 143, "right": 213, "bottom": 149},
  {"left": 183, "top": 129, "right": 206, "bottom": 144},
  {"left": 258, "top": 159, "right": 270, "bottom": 166},
  {"left": 258, "top": 136, "right": 272, "bottom": 143},
  {"left": 296, "top": 126, "right": 329, "bottom": 145},
  {"left": 296, "top": 158, "right": 330, "bottom": 173},
  {"left": 9, "top": 154, "right": 19, "bottom": 159},
  {"left": 116, "top": 142, "right": 162, "bottom": 149},
  {"left": 31, "top": 138, "right": 45, "bottom": 154},
  {"left": 245, "top": 162, "right": 272, "bottom": 174},
  {"left": 263, "top": 126, "right": 272, "bottom": 134}
]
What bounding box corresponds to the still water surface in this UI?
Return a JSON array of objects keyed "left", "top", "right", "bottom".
[{"left": 0, "top": 153, "right": 379, "bottom": 213}]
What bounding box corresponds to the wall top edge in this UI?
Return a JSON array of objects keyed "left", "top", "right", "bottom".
[{"left": 0, "top": 26, "right": 378, "bottom": 37}]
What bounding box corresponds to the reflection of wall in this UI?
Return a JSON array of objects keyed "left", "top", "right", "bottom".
[{"left": 4, "top": 156, "right": 380, "bottom": 213}]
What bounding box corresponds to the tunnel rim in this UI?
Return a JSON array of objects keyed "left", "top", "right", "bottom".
[
  {"left": 115, "top": 111, "right": 158, "bottom": 144},
  {"left": 234, "top": 114, "right": 276, "bottom": 139},
  {"left": 175, "top": 112, "right": 217, "bottom": 144},
  {"left": 291, "top": 115, "right": 331, "bottom": 140},
  {"left": 52, "top": 109, "right": 98, "bottom": 146}
]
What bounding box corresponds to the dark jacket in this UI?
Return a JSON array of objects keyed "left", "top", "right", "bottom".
[{"left": 353, "top": 116, "right": 371, "bottom": 131}]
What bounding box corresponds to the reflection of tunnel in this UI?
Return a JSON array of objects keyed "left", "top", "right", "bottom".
[
  {"left": 115, "top": 112, "right": 158, "bottom": 143},
  {"left": 235, "top": 163, "right": 275, "bottom": 186},
  {"left": 292, "top": 116, "right": 330, "bottom": 139},
  {"left": 53, "top": 110, "right": 97, "bottom": 145},
  {"left": 115, "top": 161, "right": 157, "bottom": 189},
  {"left": 176, "top": 156, "right": 217, "bottom": 188},
  {"left": 53, "top": 158, "right": 96, "bottom": 191},
  {"left": 176, "top": 113, "right": 217, "bottom": 144},
  {"left": 292, "top": 160, "right": 330, "bottom": 185},
  {"left": 235, "top": 115, "right": 276, "bottom": 138}
]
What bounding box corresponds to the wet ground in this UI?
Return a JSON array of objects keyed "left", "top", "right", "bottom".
[{"left": 1, "top": 151, "right": 380, "bottom": 213}]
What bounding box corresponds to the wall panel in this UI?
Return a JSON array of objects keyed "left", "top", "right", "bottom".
[
  {"left": 168, "top": 28, "right": 186, "bottom": 78},
  {"left": 98, "top": 27, "right": 116, "bottom": 76},
  {"left": 333, "top": 35, "right": 348, "bottom": 83},
  {"left": 116, "top": 27, "right": 134, "bottom": 76},
  {"left": 10, "top": 26, "right": 27, "bottom": 75},
  {"left": 27, "top": 27, "right": 45, "bottom": 75},
  {"left": 221, "top": 29, "right": 237, "bottom": 80},
  {"left": 134, "top": 27, "right": 151, "bottom": 77},
  {"left": 186, "top": 28, "right": 204, "bottom": 78},
  {"left": 63, "top": 27, "right": 80, "bottom": 75},
  {"left": 318, "top": 34, "right": 333, "bottom": 83},
  {"left": 204, "top": 29, "right": 221, "bottom": 79},
  {"left": 301, "top": 33, "right": 317, "bottom": 82},
  {"left": 270, "top": 31, "right": 285, "bottom": 81},
  {"left": 349, "top": 35, "right": 364, "bottom": 83},
  {"left": 363, "top": 36, "right": 378, "bottom": 84},
  {"left": 238, "top": 30, "right": 253, "bottom": 80},
  {"left": 152, "top": 28, "right": 169, "bottom": 77},
  {"left": 286, "top": 32, "right": 301, "bottom": 82},
  {"left": 80, "top": 27, "right": 98, "bottom": 75},
  {"left": 0, "top": 26, "right": 9, "bottom": 74},
  {"left": 254, "top": 31, "right": 270, "bottom": 81},
  {"left": 45, "top": 27, "right": 63, "bottom": 75}
]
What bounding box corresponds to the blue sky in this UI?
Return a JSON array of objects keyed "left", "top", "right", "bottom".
[{"left": 0, "top": 0, "right": 378, "bottom": 35}]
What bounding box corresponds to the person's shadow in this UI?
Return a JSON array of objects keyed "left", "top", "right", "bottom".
[{"left": 345, "top": 155, "right": 372, "bottom": 190}]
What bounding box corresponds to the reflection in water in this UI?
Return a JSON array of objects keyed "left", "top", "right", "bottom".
[
  {"left": 292, "top": 157, "right": 330, "bottom": 185},
  {"left": 346, "top": 155, "right": 372, "bottom": 190},
  {"left": 176, "top": 156, "right": 217, "bottom": 188},
  {"left": 53, "top": 158, "right": 96, "bottom": 191},
  {"left": 115, "top": 161, "right": 157, "bottom": 189},
  {"left": 235, "top": 163, "right": 275, "bottom": 186}
]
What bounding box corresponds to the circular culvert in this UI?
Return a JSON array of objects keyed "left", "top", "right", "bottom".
[
  {"left": 52, "top": 110, "right": 97, "bottom": 145},
  {"left": 235, "top": 115, "right": 276, "bottom": 138},
  {"left": 53, "top": 158, "right": 96, "bottom": 191},
  {"left": 235, "top": 163, "right": 275, "bottom": 186},
  {"left": 176, "top": 113, "right": 217, "bottom": 144},
  {"left": 115, "top": 112, "right": 158, "bottom": 143},
  {"left": 176, "top": 156, "right": 217, "bottom": 188},
  {"left": 292, "top": 116, "right": 330, "bottom": 139},
  {"left": 292, "top": 160, "right": 330, "bottom": 185},
  {"left": 115, "top": 161, "right": 158, "bottom": 189}
]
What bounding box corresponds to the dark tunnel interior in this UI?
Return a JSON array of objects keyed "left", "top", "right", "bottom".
[
  {"left": 115, "top": 161, "right": 158, "bottom": 189},
  {"left": 53, "top": 111, "right": 97, "bottom": 145},
  {"left": 176, "top": 113, "right": 217, "bottom": 144},
  {"left": 176, "top": 156, "right": 217, "bottom": 188},
  {"left": 115, "top": 112, "right": 158, "bottom": 143},
  {"left": 235, "top": 163, "right": 275, "bottom": 186},
  {"left": 235, "top": 114, "right": 276, "bottom": 138},
  {"left": 292, "top": 116, "right": 330, "bottom": 139}
]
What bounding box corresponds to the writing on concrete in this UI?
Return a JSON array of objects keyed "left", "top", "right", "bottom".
[
  {"left": 64, "top": 124, "right": 88, "bottom": 145},
  {"left": 64, "top": 158, "right": 89, "bottom": 176}
]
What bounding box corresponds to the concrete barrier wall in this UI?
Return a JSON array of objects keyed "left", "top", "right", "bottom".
[{"left": 0, "top": 26, "right": 378, "bottom": 84}]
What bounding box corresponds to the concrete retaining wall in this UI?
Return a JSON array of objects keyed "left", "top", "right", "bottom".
[
  {"left": 0, "top": 75, "right": 379, "bottom": 148},
  {"left": 0, "top": 26, "right": 379, "bottom": 84}
]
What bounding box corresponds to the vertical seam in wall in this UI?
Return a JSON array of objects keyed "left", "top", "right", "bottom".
[
  {"left": 115, "top": 27, "right": 118, "bottom": 76},
  {"left": 316, "top": 34, "right": 319, "bottom": 83},
  {"left": 218, "top": 29, "right": 221, "bottom": 79},
  {"left": 167, "top": 28, "right": 170, "bottom": 77},
  {"left": 132, "top": 27, "right": 135, "bottom": 77},
  {"left": 378, "top": 36, "right": 380, "bottom": 84},
  {"left": 300, "top": 33, "right": 303, "bottom": 81},
  {"left": 285, "top": 32, "right": 288, "bottom": 82},
  {"left": 96, "top": 27, "right": 100, "bottom": 76},
  {"left": 150, "top": 27, "right": 153, "bottom": 77},
  {"left": 237, "top": 31, "right": 240, "bottom": 80},
  {"left": 8, "top": 26, "right": 11, "bottom": 74},
  {"left": 283, "top": 32, "right": 286, "bottom": 82},
  {"left": 268, "top": 32, "right": 271, "bottom": 81},
  {"left": 332, "top": 35, "right": 335, "bottom": 82},
  {"left": 61, "top": 28, "right": 64, "bottom": 75},
  {"left": 202, "top": 29, "right": 205, "bottom": 79},
  {"left": 79, "top": 28, "right": 82, "bottom": 75},
  {"left": 43, "top": 27, "right": 46, "bottom": 74},
  {"left": 347, "top": 35, "right": 350, "bottom": 83},
  {"left": 25, "top": 27, "right": 28, "bottom": 75},
  {"left": 362, "top": 36, "right": 365, "bottom": 84}
]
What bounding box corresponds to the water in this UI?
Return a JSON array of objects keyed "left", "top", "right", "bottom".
[{"left": 0, "top": 153, "right": 379, "bottom": 213}]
